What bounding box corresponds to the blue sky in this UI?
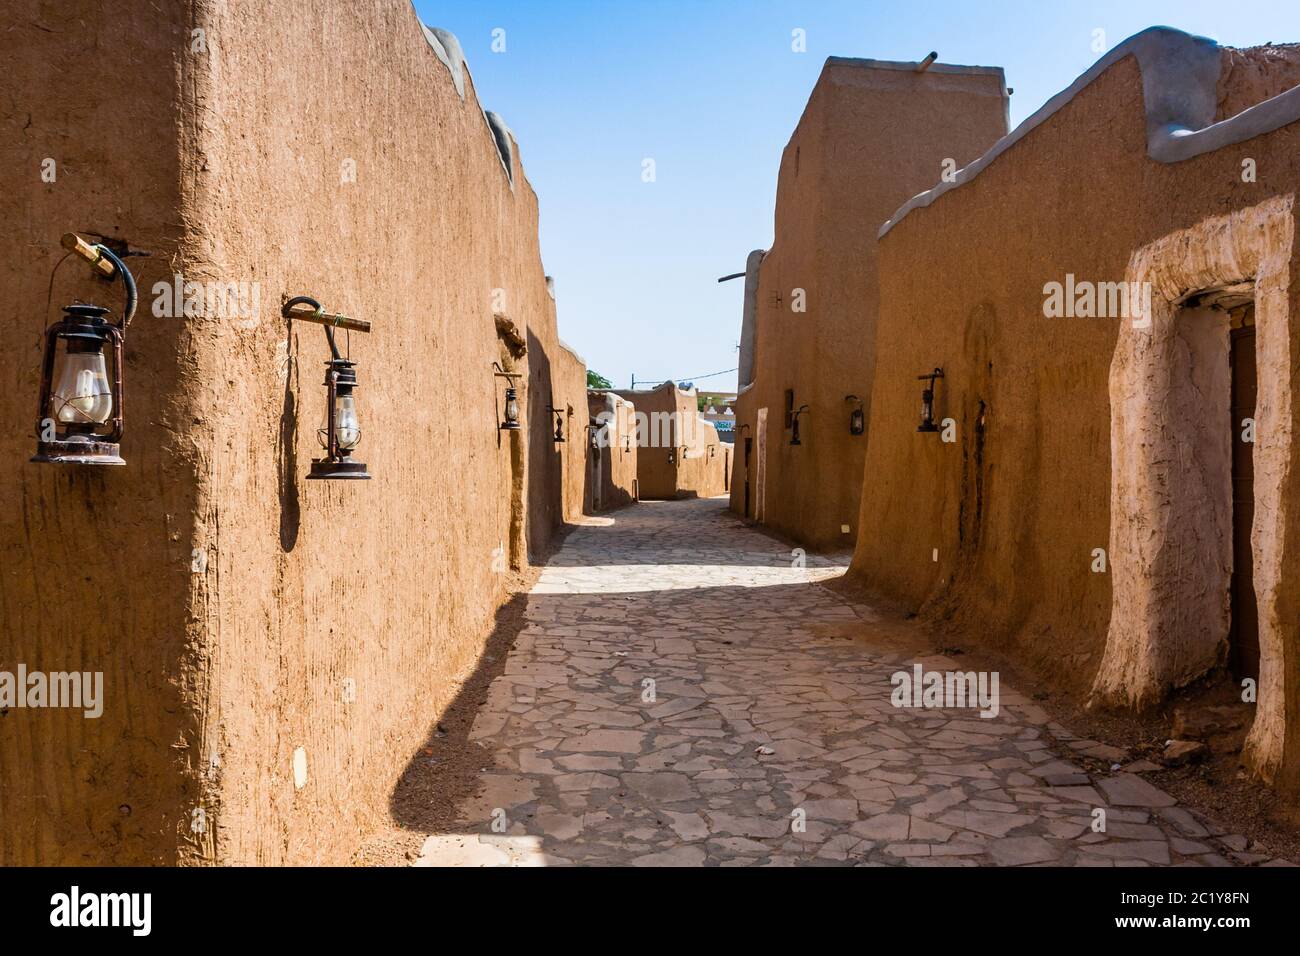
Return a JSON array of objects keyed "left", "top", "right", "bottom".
[{"left": 413, "top": 0, "right": 1300, "bottom": 393}]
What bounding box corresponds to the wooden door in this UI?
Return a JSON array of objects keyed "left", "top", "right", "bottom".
[{"left": 1229, "top": 318, "right": 1260, "bottom": 680}]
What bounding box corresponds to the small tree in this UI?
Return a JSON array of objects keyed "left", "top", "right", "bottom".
[{"left": 587, "top": 370, "right": 612, "bottom": 389}]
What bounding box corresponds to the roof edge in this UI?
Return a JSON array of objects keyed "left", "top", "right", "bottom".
[
  {"left": 825, "top": 55, "right": 1005, "bottom": 78},
  {"left": 410, "top": 3, "right": 520, "bottom": 191},
  {"left": 879, "top": 26, "right": 1300, "bottom": 238}
]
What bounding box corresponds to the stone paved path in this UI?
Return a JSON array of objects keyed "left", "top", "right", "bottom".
[{"left": 417, "top": 497, "right": 1274, "bottom": 867}]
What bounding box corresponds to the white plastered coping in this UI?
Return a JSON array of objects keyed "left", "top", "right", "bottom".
[{"left": 880, "top": 27, "right": 1300, "bottom": 237}]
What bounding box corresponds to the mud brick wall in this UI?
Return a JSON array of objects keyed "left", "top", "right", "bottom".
[{"left": 0, "top": 0, "right": 588, "bottom": 864}]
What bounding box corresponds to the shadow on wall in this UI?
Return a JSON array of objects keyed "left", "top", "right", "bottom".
[
  {"left": 526, "top": 326, "right": 561, "bottom": 561},
  {"left": 278, "top": 323, "right": 301, "bottom": 552},
  {"left": 386, "top": 589, "right": 532, "bottom": 837}
]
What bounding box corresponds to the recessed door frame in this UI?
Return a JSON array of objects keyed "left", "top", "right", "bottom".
[{"left": 1091, "top": 195, "right": 1294, "bottom": 782}]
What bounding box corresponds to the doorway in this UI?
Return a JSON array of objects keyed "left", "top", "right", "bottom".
[
  {"left": 1229, "top": 307, "right": 1259, "bottom": 680},
  {"left": 743, "top": 436, "right": 752, "bottom": 517},
  {"left": 1093, "top": 194, "right": 1294, "bottom": 781}
]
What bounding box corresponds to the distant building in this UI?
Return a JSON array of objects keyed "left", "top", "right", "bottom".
[
  {"left": 588, "top": 390, "right": 639, "bottom": 510},
  {"left": 699, "top": 391, "right": 738, "bottom": 443},
  {"left": 730, "top": 54, "right": 1008, "bottom": 548},
  {"left": 610, "top": 383, "right": 730, "bottom": 499}
]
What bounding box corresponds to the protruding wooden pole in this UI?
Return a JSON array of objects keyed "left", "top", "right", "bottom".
[
  {"left": 61, "top": 233, "right": 117, "bottom": 277},
  {"left": 282, "top": 303, "right": 371, "bottom": 333}
]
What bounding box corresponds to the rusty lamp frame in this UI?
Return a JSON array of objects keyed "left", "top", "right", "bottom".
[
  {"left": 917, "top": 368, "right": 945, "bottom": 433},
  {"left": 283, "top": 295, "right": 372, "bottom": 480},
  {"left": 32, "top": 235, "right": 137, "bottom": 466},
  {"left": 544, "top": 403, "right": 566, "bottom": 443},
  {"left": 493, "top": 362, "right": 522, "bottom": 431},
  {"left": 845, "top": 394, "right": 865, "bottom": 436},
  {"left": 790, "top": 405, "right": 810, "bottom": 446}
]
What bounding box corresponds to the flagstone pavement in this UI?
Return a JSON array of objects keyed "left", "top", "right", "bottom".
[{"left": 417, "top": 497, "right": 1285, "bottom": 867}]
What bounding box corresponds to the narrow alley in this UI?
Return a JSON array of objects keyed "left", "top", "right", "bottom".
[{"left": 415, "top": 498, "right": 1268, "bottom": 867}]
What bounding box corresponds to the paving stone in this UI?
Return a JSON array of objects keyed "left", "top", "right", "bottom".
[
  {"left": 1079, "top": 840, "right": 1172, "bottom": 864},
  {"left": 1096, "top": 774, "right": 1178, "bottom": 808},
  {"left": 646, "top": 697, "right": 707, "bottom": 720},
  {"left": 705, "top": 812, "right": 789, "bottom": 839},
  {"left": 621, "top": 772, "right": 697, "bottom": 802},
  {"left": 989, "top": 836, "right": 1060, "bottom": 866},
  {"left": 534, "top": 810, "right": 583, "bottom": 840},
  {"left": 1042, "top": 773, "right": 1092, "bottom": 787},
  {"left": 557, "top": 730, "right": 646, "bottom": 754},
  {"left": 936, "top": 809, "right": 1037, "bottom": 838},
  {"left": 851, "top": 813, "right": 911, "bottom": 841},
  {"left": 662, "top": 811, "right": 709, "bottom": 841},
  {"left": 801, "top": 799, "right": 860, "bottom": 822},
  {"left": 631, "top": 846, "right": 708, "bottom": 867}
]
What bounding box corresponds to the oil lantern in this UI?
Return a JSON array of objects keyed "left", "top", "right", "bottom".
[
  {"left": 282, "top": 295, "right": 372, "bottom": 480},
  {"left": 845, "top": 394, "right": 865, "bottom": 436},
  {"left": 493, "top": 363, "right": 522, "bottom": 430},
  {"left": 917, "top": 368, "right": 945, "bottom": 433},
  {"left": 33, "top": 239, "right": 135, "bottom": 466},
  {"left": 546, "top": 404, "right": 565, "bottom": 443},
  {"left": 790, "top": 405, "right": 809, "bottom": 446}
]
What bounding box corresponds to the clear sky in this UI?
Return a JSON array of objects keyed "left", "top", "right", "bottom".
[{"left": 413, "top": 0, "right": 1300, "bottom": 393}]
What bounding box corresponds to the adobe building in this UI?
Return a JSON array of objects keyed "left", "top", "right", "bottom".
[
  {"left": 729, "top": 55, "right": 1008, "bottom": 549},
  {"left": 0, "top": 1, "right": 590, "bottom": 864},
  {"left": 849, "top": 27, "right": 1300, "bottom": 788},
  {"left": 588, "top": 390, "right": 640, "bottom": 510},
  {"left": 610, "top": 382, "right": 729, "bottom": 499}
]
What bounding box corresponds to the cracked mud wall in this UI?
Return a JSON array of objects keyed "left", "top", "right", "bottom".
[
  {"left": 850, "top": 48, "right": 1300, "bottom": 787},
  {"left": 0, "top": 0, "right": 205, "bottom": 865},
  {"left": 730, "top": 59, "right": 1007, "bottom": 551}
]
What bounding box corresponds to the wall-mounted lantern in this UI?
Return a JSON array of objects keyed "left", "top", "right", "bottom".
[
  {"left": 845, "top": 394, "right": 865, "bottom": 436},
  {"left": 917, "top": 368, "right": 945, "bottom": 433},
  {"left": 545, "top": 404, "right": 565, "bottom": 443},
  {"left": 790, "top": 405, "right": 810, "bottom": 446},
  {"left": 283, "top": 295, "right": 372, "bottom": 480},
  {"left": 492, "top": 362, "right": 521, "bottom": 430},
  {"left": 708, "top": 444, "right": 716, "bottom": 459},
  {"left": 587, "top": 421, "right": 601, "bottom": 456},
  {"left": 32, "top": 235, "right": 137, "bottom": 466},
  {"left": 667, "top": 448, "right": 676, "bottom": 464}
]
